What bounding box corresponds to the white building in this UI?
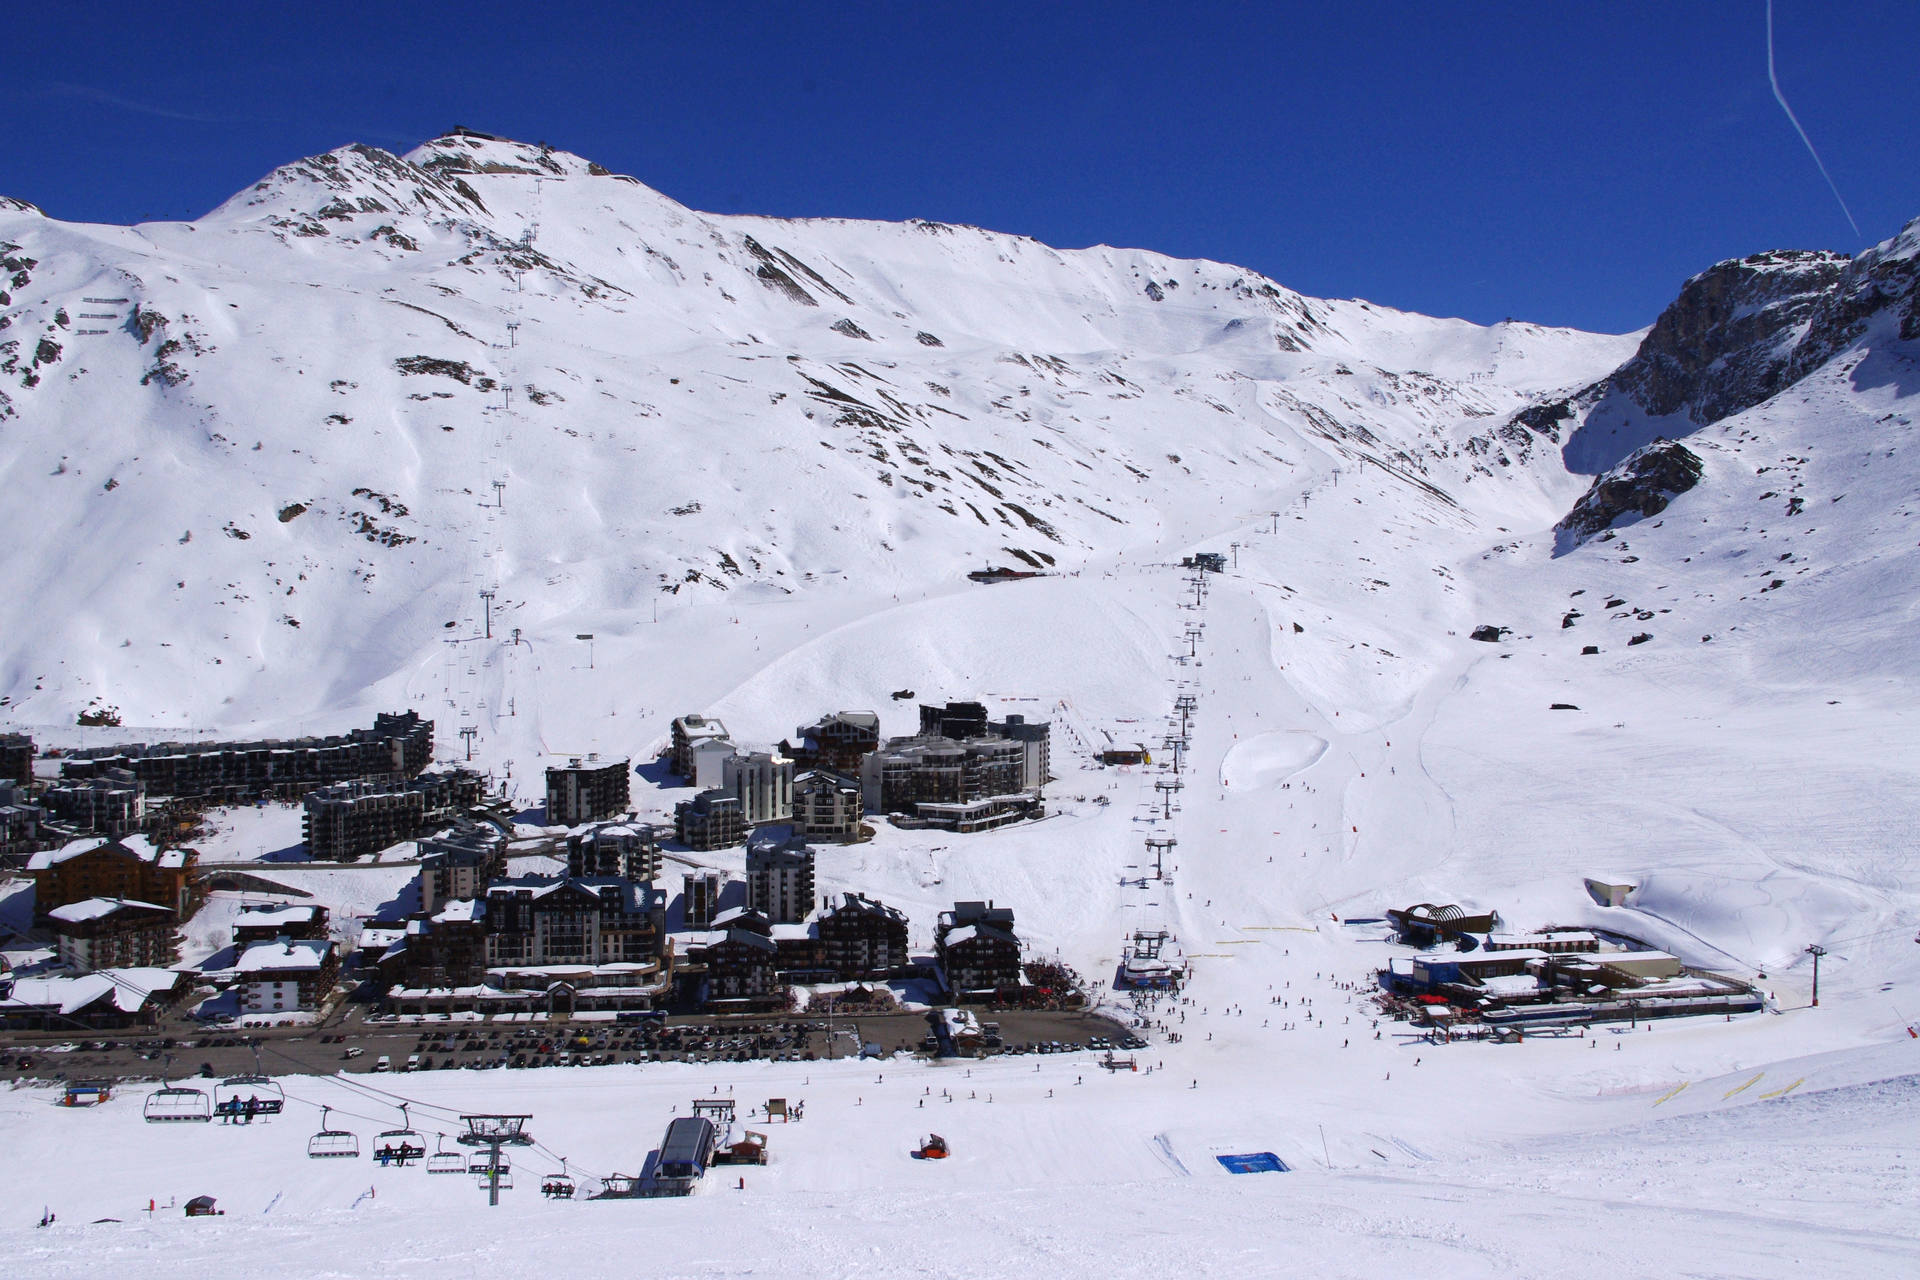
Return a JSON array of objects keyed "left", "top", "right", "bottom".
[
  {"left": 691, "top": 737, "right": 736, "bottom": 791},
  {"left": 723, "top": 749, "right": 794, "bottom": 827},
  {"left": 671, "top": 714, "right": 732, "bottom": 777}
]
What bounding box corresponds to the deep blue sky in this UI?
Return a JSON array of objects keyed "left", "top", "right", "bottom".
[{"left": 6, "top": 2, "right": 1915, "bottom": 333}]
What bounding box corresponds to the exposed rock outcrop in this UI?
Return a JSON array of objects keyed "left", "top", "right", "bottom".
[
  {"left": 1531, "top": 215, "right": 1920, "bottom": 475},
  {"left": 1609, "top": 249, "right": 1851, "bottom": 425},
  {"left": 1554, "top": 439, "right": 1702, "bottom": 553}
]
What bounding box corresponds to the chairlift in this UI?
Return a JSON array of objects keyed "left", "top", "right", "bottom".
[
  {"left": 213, "top": 1075, "right": 284, "bottom": 1122},
  {"left": 541, "top": 1158, "right": 575, "bottom": 1199},
  {"left": 427, "top": 1134, "right": 466, "bottom": 1174},
  {"left": 308, "top": 1106, "right": 360, "bottom": 1158},
  {"left": 374, "top": 1103, "right": 426, "bottom": 1166},
  {"left": 468, "top": 1151, "right": 512, "bottom": 1175},
  {"left": 144, "top": 1085, "right": 212, "bottom": 1123}
]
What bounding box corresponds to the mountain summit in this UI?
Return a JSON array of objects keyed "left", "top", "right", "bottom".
[{"left": 0, "top": 132, "right": 1911, "bottom": 741}]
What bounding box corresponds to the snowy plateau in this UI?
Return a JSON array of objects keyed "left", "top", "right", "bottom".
[{"left": 2, "top": 131, "right": 1919, "bottom": 1276}]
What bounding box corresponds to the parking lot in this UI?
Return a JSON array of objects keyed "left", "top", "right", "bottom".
[{"left": 0, "top": 1007, "right": 1137, "bottom": 1086}]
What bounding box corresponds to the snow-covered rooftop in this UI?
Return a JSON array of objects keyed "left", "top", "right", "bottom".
[
  {"left": 234, "top": 939, "right": 333, "bottom": 974},
  {"left": 46, "top": 896, "right": 170, "bottom": 924}
]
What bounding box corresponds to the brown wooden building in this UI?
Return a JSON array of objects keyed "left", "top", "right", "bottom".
[
  {"left": 28, "top": 835, "right": 200, "bottom": 923},
  {"left": 48, "top": 898, "right": 180, "bottom": 971},
  {"left": 232, "top": 903, "right": 331, "bottom": 945},
  {"left": 819, "top": 893, "right": 910, "bottom": 978}
]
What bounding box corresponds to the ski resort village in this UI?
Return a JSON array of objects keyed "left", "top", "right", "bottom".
[{"left": 0, "top": 126, "right": 1917, "bottom": 1277}]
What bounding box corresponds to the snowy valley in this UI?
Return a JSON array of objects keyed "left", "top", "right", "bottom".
[{"left": 0, "top": 131, "right": 1917, "bottom": 1276}]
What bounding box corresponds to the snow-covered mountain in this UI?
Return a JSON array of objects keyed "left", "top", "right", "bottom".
[
  {"left": 4, "top": 132, "right": 1919, "bottom": 1275},
  {"left": 1, "top": 130, "right": 1636, "bottom": 732}
]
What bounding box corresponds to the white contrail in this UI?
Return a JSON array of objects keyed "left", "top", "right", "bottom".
[{"left": 1767, "top": 0, "right": 1862, "bottom": 238}]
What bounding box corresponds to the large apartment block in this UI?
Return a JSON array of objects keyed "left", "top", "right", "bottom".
[
  {"left": 745, "top": 828, "right": 815, "bottom": 924},
  {"left": 58, "top": 711, "right": 432, "bottom": 802},
  {"left": 545, "top": 755, "right": 631, "bottom": 826},
  {"left": 675, "top": 789, "right": 746, "bottom": 851},
  {"left": 0, "top": 733, "right": 33, "bottom": 786},
  {"left": 567, "top": 819, "right": 662, "bottom": 883},
  {"left": 303, "top": 766, "right": 484, "bottom": 861}
]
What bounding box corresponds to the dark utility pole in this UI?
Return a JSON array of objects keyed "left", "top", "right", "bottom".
[
  {"left": 1806, "top": 944, "right": 1827, "bottom": 1007},
  {"left": 1155, "top": 777, "right": 1183, "bottom": 819},
  {"left": 1146, "top": 837, "right": 1176, "bottom": 882}
]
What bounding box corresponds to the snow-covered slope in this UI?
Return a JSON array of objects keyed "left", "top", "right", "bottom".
[
  {"left": 0, "top": 132, "right": 1632, "bottom": 732},
  {"left": 2, "top": 134, "right": 1918, "bottom": 1276}
]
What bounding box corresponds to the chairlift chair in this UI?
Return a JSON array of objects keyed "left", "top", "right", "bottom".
[
  {"left": 540, "top": 1159, "right": 575, "bottom": 1199},
  {"left": 144, "top": 1085, "right": 212, "bottom": 1123},
  {"left": 214, "top": 1075, "right": 285, "bottom": 1115},
  {"left": 468, "top": 1151, "right": 512, "bottom": 1175},
  {"left": 374, "top": 1103, "right": 427, "bottom": 1166},
  {"left": 307, "top": 1106, "right": 360, "bottom": 1158},
  {"left": 428, "top": 1134, "right": 466, "bottom": 1174}
]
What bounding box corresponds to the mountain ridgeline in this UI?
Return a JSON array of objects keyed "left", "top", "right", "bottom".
[{"left": 0, "top": 130, "right": 1913, "bottom": 731}]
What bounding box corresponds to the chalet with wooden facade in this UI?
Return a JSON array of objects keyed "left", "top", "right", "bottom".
[
  {"left": 785, "top": 711, "right": 881, "bottom": 772},
  {"left": 793, "top": 769, "right": 863, "bottom": 839},
  {"left": 818, "top": 893, "right": 910, "bottom": 979},
  {"left": 48, "top": 898, "right": 179, "bottom": 970},
  {"left": 232, "top": 903, "right": 330, "bottom": 945},
  {"left": 29, "top": 834, "right": 200, "bottom": 923},
  {"left": 235, "top": 938, "right": 341, "bottom": 1013},
  {"left": 936, "top": 900, "right": 1024, "bottom": 997}
]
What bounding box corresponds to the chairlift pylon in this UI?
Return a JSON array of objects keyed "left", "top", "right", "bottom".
[{"left": 308, "top": 1106, "right": 360, "bottom": 1158}]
